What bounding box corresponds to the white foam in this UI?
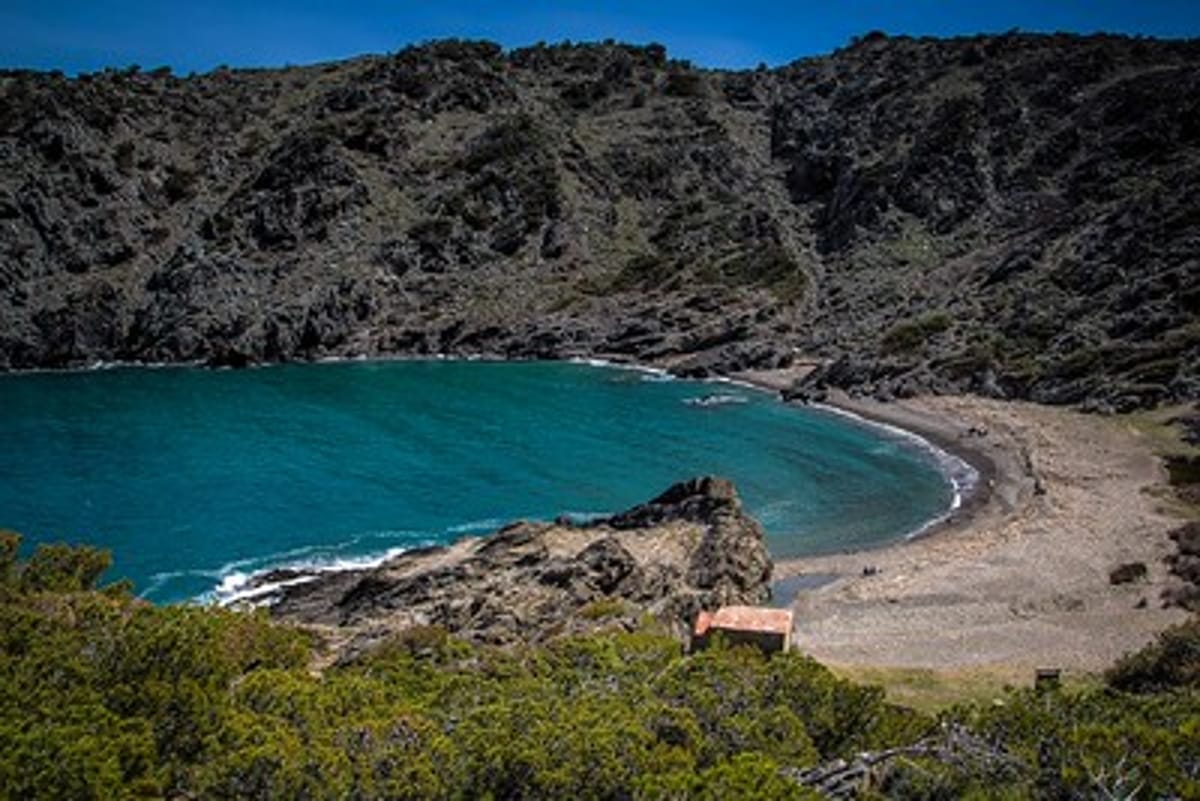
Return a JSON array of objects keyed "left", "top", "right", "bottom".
[
  {"left": 139, "top": 567, "right": 222, "bottom": 599},
  {"left": 446, "top": 518, "right": 504, "bottom": 535},
  {"left": 683, "top": 392, "right": 750, "bottom": 407},
  {"left": 5, "top": 358, "right": 199, "bottom": 376},
  {"left": 568, "top": 356, "right": 674, "bottom": 381},
  {"left": 207, "top": 572, "right": 318, "bottom": 607},
  {"left": 811, "top": 403, "right": 980, "bottom": 538},
  {"left": 185, "top": 527, "right": 436, "bottom": 606},
  {"left": 204, "top": 545, "right": 418, "bottom": 607},
  {"left": 705, "top": 375, "right": 764, "bottom": 392}
]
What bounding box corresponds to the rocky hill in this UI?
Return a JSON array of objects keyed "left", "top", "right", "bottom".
[{"left": 1, "top": 33, "right": 1197, "bottom": 409}]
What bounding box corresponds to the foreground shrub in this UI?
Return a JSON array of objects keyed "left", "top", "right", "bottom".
[
  {"left": 2, "top": 538, "right": 1197, "bottom": 799},
  {"left": 1106, "top": 619, "right": 1200, "bottom": 693}
]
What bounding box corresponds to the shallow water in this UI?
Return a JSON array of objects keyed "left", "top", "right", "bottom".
[{"left": 0, "top": 360, "right": 959, "bottom": 602}]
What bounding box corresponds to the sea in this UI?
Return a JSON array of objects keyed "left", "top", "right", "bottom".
[{"left": 0, "top": 359, "right": 973, "bottom": 603}]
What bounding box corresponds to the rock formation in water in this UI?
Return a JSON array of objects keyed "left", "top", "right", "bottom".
[
  {"left": 2, "top": 33, "right": 1198, "bottom": 409},
  {"left": 262, "top": 476, "right": 772, "bottom": 653}
]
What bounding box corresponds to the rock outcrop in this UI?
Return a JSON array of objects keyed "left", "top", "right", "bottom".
[
  {"left": 2, "top": 34, "right": 1199, "bottom": 409},
  {"left": 262, "top": 476, "right": 772, "bottom": 653}
]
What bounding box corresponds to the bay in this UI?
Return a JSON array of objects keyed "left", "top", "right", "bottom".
[{"left": 0, "top": 360, "right": 964, "bottom": 602}]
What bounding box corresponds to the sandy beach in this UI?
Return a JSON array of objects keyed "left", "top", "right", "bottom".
[{"left": 738, "top": 376, "right": 1191, "bottom": 674}]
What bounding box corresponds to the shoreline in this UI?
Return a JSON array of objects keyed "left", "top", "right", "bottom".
[
  {"left": 10, "top": 356, "right": 1042, "bottom": 602},
  {"left": 727, "top": 367, "right": 995, "bottom": 550},
  {"left": 185, "top": 355, "right": 975, "bottom": 608},
  {"left": 200, "top": 355, "right": 974, "bottom": 607},
  {"left": 760, "top": 389, "right": 1190, "bottom": 673},
  {"left": 10, "top": 354, "right": 1191, "bottom": 676}
]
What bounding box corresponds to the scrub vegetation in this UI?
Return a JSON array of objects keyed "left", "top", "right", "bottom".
[
  {"left": 2, "top": 534, "right": 1198, "bottom": 799},
  {"left": 2, "top": 34, "right": 1197, "bottom": 409}
]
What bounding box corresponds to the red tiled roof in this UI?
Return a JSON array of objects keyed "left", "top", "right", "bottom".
[{"left": 693, "top": 605, "right": 793, "bottom": 636}]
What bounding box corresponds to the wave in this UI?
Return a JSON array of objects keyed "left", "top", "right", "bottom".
[
  {"left": 683, "top": 392, "right": 749, "bottom": 408},
  {"left": 198, "top": 507, "right": 616, "bottom": 606},
  {"left": 704, "top": 375, "right": 765, "bottom": 392},
  {"left": 446, "top": 518, "right": 505, "bottom": 535},
  {"left": 195, "top": 505, "right": 625, "bottom": 606},
  {"left": 173, "top": 529, "right": 437, "bottom": 606},
  {"left": 205, "top": 545, "right": 417, "bottom": 606},
  {"left": 567, "top": 356, "right": 674, "bottom": 382}
]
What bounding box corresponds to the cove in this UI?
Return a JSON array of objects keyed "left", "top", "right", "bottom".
[{"left": 0, "top": 360, "right": 964, "bottom": 603}]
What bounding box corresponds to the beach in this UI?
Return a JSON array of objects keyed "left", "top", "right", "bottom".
[{"left": 758, "top": 387, "right": 1191, "bottom": 674}]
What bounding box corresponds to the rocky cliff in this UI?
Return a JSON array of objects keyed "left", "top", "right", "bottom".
[
  {"left": 2, "top": 33, "right": 1198, "bottom": 409},
  {"left": 260, "top": 477, "right": 772, "bottom": 652}
]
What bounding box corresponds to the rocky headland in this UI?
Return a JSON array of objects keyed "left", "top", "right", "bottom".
[
  {"left": 2, "top": 33, "right": 1198, "bottom": 411},
  {"left": 259, "top": 476, "right": 772, "bottom": 656}
]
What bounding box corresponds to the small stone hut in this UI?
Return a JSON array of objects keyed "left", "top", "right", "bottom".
[{"left": 692, "top": 605, "right": 794, "bottom": 654}]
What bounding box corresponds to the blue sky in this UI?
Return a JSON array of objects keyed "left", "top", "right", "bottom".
[{"left": 2, "top": 1, "right": 1197, "bottom": 75}]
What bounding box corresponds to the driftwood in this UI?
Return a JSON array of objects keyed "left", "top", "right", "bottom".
[{"left": 782, "top": 722, "right": 1021, "bottom": 799}]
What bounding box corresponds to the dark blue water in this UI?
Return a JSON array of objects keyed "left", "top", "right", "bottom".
[{"left": 0, "top": 360, "right": 963, "bottom": 603}]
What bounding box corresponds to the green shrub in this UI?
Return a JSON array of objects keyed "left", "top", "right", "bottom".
[
  {"left": 20, "top": 541, "right": 111, "bottom": 593},
  {"left": 4, "top": 538, "right": 1199, "bottom": 799},
  {"left": 664, "top": 70, "right": 706, "bottom": 98},
  {"left": 611, "top": 252, "right": 678, "bottom": 291},
  {"left": 1106, "top": 619, "right": 1200, "bottom": 693},
  {"left": 716, "top": 246, "right": 808, "bottom": 301},
  {"left": 0, "top": 530, "right": 18, "bottom": 586},
  {"left": 579, "top": 597, "right": 631, "bottom": 620},
  {"left": 881, "top": 312, "right": 953, "bottom": 354}
]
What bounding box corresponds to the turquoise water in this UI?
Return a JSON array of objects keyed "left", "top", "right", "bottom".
[{"left": 0, "top": 360, "right": 963, "bottom": 603}]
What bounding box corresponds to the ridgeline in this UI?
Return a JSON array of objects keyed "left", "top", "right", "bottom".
[{"left": 1, "top": 33, "right": 1197, "bottom": 410}]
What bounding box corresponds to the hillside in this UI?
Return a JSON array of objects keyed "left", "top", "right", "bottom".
[{"left": 1, "top": 33, "right": 1198, "bottom": 409}]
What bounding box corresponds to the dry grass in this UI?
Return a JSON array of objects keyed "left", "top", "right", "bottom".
[
  {"left": 1119, "top": 404, "right": 1200, "bottom": 517},
  {"left": 828, "top": 663, "right": 1102, "bottom": 715},
  {"left": 1119, "top": 404, "right": 1200, "bottom": 460}
]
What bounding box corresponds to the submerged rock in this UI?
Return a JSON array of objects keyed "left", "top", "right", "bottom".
[{"left": 266, "top": 476, "right": 772, "bottom": 655}]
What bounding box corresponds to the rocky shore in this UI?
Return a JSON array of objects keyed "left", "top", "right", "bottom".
[{"left": 260, "top": 476, "right": 772, "bottom": 658}]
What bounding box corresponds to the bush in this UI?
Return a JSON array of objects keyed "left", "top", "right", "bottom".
[
  {"left": 4, "top": 538, "right": 1198, "bottom": 799},
  {"left": 1109, "top": 561, "right": 1148, "bottom": 584},
  {"left": 20, "top": 541, "right": 111, "bottom": 593},
  {"left": 162, "top": 165, "right": 198, "bottom": 203},
  {"left": 1106, "top": 619, "right": 1200, "bottom": 693},
  {"left": 881, "top": 312, "right": 953, "bottom": 354},
  {"left": 0, "top": 541, "right": 926, "bottom": 799},
  {"left": 0, "top": 531, "right": 18, "bottom": 585},
  {"left": 716, "top": 245, "right": 807, "bottom": 301},
  {"left": 664, "top": 70, "right": 706, "bottom": 98},
  {"left": 939, "top": 686, "right": 1200, "bottom": 798}
]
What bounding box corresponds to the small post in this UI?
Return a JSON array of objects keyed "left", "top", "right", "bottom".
[{"left": 1035, "top": 668, "right": 1061, "bottom": 691}]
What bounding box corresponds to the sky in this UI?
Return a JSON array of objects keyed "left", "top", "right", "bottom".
[{"left": 1, "top": 1, "right": 1197, "bottom": 75}]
